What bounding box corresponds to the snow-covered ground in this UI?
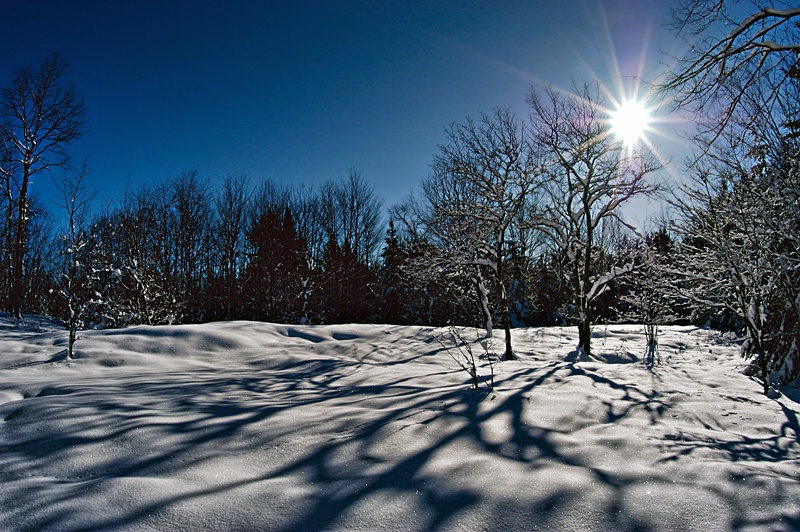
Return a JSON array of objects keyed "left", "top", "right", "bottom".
[{"left": 1, "top": 316, "right": 798, "bottom": 531}]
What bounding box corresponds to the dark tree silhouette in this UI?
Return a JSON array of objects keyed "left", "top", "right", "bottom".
[
  {"left": 245, "top": 206, "right": 308, "bottom": 323},
  {"left": 0, "top": 54, "right": 86, "bottom": 319}
]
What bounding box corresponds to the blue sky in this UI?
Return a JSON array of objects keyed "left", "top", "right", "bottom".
[{"left": 1, "top": 0, "right": 686, "bottom": 216}]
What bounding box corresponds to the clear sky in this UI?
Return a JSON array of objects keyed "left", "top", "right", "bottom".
[{"left": 1, "top": 0, "right": 687, "bottom": 216}]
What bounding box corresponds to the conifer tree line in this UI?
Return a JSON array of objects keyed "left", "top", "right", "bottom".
[{"left": 3, "top": 0, "right": 800, "bottom": 393}]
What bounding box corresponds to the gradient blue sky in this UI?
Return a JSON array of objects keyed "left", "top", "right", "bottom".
[{"left": 1, "top": 0, "right": 687, "bottom": 215}]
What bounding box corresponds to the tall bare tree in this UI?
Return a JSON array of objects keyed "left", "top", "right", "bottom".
[
  {"left": 214, "top": 175, "right": 250, "bottom": 320},
  {"left": 173, "top": 170, "right": 213, "bottom": 319},
  {"left": 668, "top": 71, "right": 800, "bottom": 392},
  {"left": 528, "top": 83, "right": 659, "bottom": 358},
  {"left": 424, "top": 106, "right": 539, "bottom": 360},
  {"left": 0, "top": 54, "right": 86, "bottom": 319},
  {"left": 1, "top": 140, "right": 14, "bottom": 304},
  {"left": 320, "top": 168, "right": 384, "bottom": 268}
]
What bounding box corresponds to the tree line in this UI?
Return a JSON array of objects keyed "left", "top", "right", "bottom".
[
  {"left": 0, "top": 68, "right": 663, "bottom": 348},
  {"left": 2, "top": 1, "right": 799, "bottom": 391},
  {"left": 47, "top": 167, "right": 387, "bottom": 327}
]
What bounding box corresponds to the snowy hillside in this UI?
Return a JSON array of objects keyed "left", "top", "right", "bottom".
[{"left": 1, "top": 317, "right": 798, "bottom": 530}]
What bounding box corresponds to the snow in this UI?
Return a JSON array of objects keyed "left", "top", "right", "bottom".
[{"left": 1, "top": 316, "right": 798, "bottom": 531}]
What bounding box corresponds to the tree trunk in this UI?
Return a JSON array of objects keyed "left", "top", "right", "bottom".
[
  {"left": 2, "top": 183, "right": 13, "bottom": 309},
  {"left": 475, "top": 269, "right": 493, "bottom": 338},
  {"left": 496, "top": 247, "right": 514, "bottom": 361},
  {"left": 577, "top": 311, "right": 592, "bottom": 357},
  {"left": 11, "top": 169, "right": 30, "bottom": 320},
  {"left": 502, "top": 302, "right": 513, "bottom": 360}
]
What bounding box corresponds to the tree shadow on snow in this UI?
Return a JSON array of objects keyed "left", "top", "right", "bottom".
[{"left": 2, "top": 351, "right": 799, "bottom": 531}]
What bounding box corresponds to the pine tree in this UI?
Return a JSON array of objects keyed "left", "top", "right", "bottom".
[
  {"left": 244, "top": 206, "right": 309, "bottom": 323},
  {"left": 379, "top": 220, "right": 407, "bottom": 324},
  {"left": 318, "top": 232, "right": 379, "bottom": 324}
]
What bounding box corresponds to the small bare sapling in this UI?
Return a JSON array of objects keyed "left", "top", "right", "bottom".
[{"left": 438, "top": 326, "right": 497, "bottom": 391}]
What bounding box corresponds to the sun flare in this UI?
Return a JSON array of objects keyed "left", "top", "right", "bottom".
[{"left": 610, "top": 99, "right": 651, "bottom": 145}]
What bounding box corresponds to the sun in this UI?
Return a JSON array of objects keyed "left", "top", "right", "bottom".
[{"left": 609, "top": 99, "right": 651, "bottom": 146}]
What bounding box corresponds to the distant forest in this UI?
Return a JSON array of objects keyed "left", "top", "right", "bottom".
[{"left": 3, "top": 161, "right": 609, "bottom": 330}]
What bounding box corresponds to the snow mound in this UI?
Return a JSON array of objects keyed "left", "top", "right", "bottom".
[{"left": 56, "top": 321, "right": 445, "bottom": 373}]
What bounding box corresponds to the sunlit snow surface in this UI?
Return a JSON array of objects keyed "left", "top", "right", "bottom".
[{"left": 1, "top": 316, "right": 798, "bottom": 531}]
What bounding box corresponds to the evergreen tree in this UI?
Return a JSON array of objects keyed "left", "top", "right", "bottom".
[
  {"left": 505, "top": 241, "right": 538, "bottom": 327},
  {"left": 318, "top": 232, "right": 379, "bottom": 324},
  {"left": 244, "top": 206, "right": 308, "bottom": 323},
  {"left": 379, "top": 220, "right": 407, "bottom": 324}
]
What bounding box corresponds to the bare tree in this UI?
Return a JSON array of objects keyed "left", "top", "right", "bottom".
[
  {"left": 104, "top": 184, "right": 181, "bottom": 326},
  {"left": 290, "top": 185, "right": 324, "bottom": 324},
  {"left": 214, "top": 175, "right": 250, "bottom": 320},
  {"left": 0, "top": 54, "right": 87, "bottom": 319},
  {"left": 424, "top": 106, "right": 538, "bottom": 360},
  {"left": 1, "top": 141, "right": 14, "bottom": 304},
  {"left": 290, "top": 184, "right": 324, "bottom": 263},
  {"left": 527, "top": 83, "right": 659, "bottom": 358},
  {"left": 172, "top": 170, "right": 213, "bottom": 319},
  {"left": 388, "top": 193, "right": 477, "bottom": 327},
  {"left": 664, "top": 1, "right": 800, "bottom": 139},
  {"left": 320, "top": 168, "right": 384, "bottom": 268},
  {"left": 617, "top": 228, "right": 678, "bottom": 364},
  {"left": 662, "top": 1, "right": 800, "bottom": 392},
  {"left": 438, "top": 326, "right": 496, "bottom": 391},
  {"left": 54, "top": 163, "right": 97, "bottom": 359},
  {"left": 21, "top": 195, "right": 56, "bottom": 315}
]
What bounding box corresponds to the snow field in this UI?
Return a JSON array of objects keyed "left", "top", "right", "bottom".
[{"left": 0, "top": 318, "right": 798, "bottom": 530}]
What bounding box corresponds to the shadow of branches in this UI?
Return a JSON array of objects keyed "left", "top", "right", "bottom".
[{"left": 1, "top": 351, "right": 799, "bottom": 531}]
